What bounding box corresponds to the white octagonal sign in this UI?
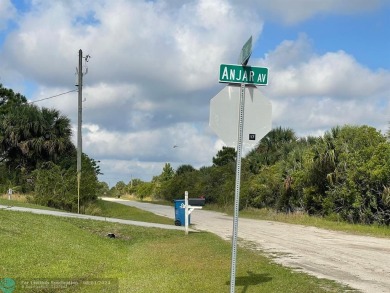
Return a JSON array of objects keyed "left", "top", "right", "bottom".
[{"left": 209, "top": 84, "right": 272, "bottom": 150}]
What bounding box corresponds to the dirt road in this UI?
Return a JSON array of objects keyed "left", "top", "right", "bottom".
[{"left": 102, "top": 197, "right": 390, "bottom": 293}]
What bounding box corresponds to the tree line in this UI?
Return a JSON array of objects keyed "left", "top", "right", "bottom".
[
  {"left": 0, "top": 84, "right": 101, "bottom": 212},
  {"left": 2, "top": 84, "right": 390, "bottom": 225},
  {"left": 121, "top": 126, "right": 390, "bottom": 226}
]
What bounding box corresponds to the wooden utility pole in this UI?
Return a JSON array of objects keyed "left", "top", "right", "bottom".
[{"left": 77, "top": 49, "right": 83, "bottom": 214}]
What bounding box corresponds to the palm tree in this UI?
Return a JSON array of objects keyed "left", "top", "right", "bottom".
[
  {"left": 246, "top": 127, "right": 297, "bottom": 172},
  {"left": 40, "top": 107, "right": 73, "bottom": 162},
  {"left": 0, "top": 104, "right": 74, "bottom": 172}
]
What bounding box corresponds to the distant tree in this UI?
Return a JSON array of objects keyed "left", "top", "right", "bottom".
[
  {"left": 194, "top": 164, "right": 235, "bottom": 206},
  {"left": 160, "top": 163, "right": 175, "bottom": 181},
  {"left": 130, "top": 178, "right": 143, "bottom": 187},
  {"left": 126, "top": 178, "right": 143, "bottom": 195},
  {"left": 135, "top": 181, "right": 154, "bottom": 200},
  {"left": 97, "top": 181, "right": 110, "bottom": 197},
  {"left": 212, "top": 146, "right": 236, "bottom": 166},
  {"left": 176, "top": 164, "right": 195, "bottom": 175},
  {"left": 115, "top": 181, "right": 126, "bottom": 197}
]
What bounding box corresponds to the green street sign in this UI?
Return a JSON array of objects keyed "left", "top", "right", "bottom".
[
  {"left": 239, "top": 36, "right": 252, "bottom": 65},
  {"left": 219, "top": 64, "right": 268, "bottom": 85}
]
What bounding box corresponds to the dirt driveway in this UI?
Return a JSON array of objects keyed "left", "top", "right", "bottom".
[{"left": 102, "top": 197, "right": 390, "bottom": 293}]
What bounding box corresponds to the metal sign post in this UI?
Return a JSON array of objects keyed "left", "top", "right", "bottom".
[
  {"left": 230, "top": 83, "right": 245, "bottom": 293},
  {"left": 209, "top": 35, "right": 271, "bottom": 293},
  {"left": 231, "top": 37, "right": 252, "bottom": 293}
]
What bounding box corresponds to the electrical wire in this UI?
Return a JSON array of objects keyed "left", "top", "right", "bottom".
[{"left": 27, "top": 89, "right": 78, "bottom": 104}]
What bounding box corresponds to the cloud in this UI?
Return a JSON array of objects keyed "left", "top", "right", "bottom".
[
  {"left": 2, "top": 0, "right": 262, "bottom": 90},
  {"left": 236, "top": 0, "right": 387, "bottom": 24},
  {"left": 82, "top": 122, "right": 215, "bottom": 162},
  {"left": 2, "top": 0, "right": 389, "bottom": 185},
  {"left": 259, "top": 34, "right": 390, "bottom": 100},
  {"left": 83, "top": 121, "right": 217, "bottom": 182},
  {"left": 254, "top": 35, "right": 390, "bottom": 136},
  {"left": 0, "top": 0, "right": 16, "bottom": 30}
]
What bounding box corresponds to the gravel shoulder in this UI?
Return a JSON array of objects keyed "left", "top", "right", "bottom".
[{"left": 103, "top": 197, "right": 390, "bottom": 293}]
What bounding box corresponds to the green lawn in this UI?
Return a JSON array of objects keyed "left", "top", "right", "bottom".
[
  {"left": 91, "top": 199, "right": 173, "bottom": 225},
  {"left": 0, "top": 197, "right": 173, "bottom": 225},
  {"left": 0, "top": 197, "right": 59, "bottom": 211},
  {"left": 0, "top": 210, "right": 352, "bottom": 293}
]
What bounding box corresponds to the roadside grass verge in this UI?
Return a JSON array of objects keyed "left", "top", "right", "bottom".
[
  {"left": 0, "top": 210, "right": 352, "bottom": 293},
  {"left": 0, "top": 196, "right": 59, "bottom": 211},
  {"left": 90, "top": 199, "right": 172, "bottom": 225},
  {"left": 0, "top": 196, "right": 172, "bottom": 225},
  {"left": 4, "top": 194, "right": 389, "bottom": 239},
  {"left": 215, "top": 205, "right": 390, "bottom": 238}
]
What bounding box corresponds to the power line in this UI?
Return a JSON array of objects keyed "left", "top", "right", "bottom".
[{"left": 27, "top": 89, "right": 78, "bottom": 104}]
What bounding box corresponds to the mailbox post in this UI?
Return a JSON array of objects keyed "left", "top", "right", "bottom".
[{"left": 184, "top": 191, "right": 204, "bottom": 235}]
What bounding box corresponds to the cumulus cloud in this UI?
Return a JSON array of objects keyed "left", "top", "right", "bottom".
[
  {"left": 258, "top": 35, "right": 390, "bottom": 99},
  {"left": 254, "top": 35, "right": 390, "bottom": 136},
  {"left": 1, "top": 0, "right": 389, "bottom": 184},
  {"left": 83, "top": 122, "right": 215, "bottom": 162},
  {"left": 2, "top": 0, "right": 262, "bottom": 90},
  {"left": 82, "top": 121, "right": 217, "bottom": 183}
]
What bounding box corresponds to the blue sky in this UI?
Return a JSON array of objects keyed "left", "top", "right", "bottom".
[
  {"left": 258, "top": 7, "right": 390, "bottom": 70},
  {"left": 1, "top": 0, "right": 390, "bottom": 186}
]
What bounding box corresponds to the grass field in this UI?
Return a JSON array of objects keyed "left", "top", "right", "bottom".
[
  {"left": 0, "top": 208, "right": 352, "bottom": 293},
  {"left": 0, "top": 195, "right": 59, "bottom": 211},
  {"left": 90, "top": 199, "right": 173, "bottom": 225},
  {"left": 3, "top": 194, "right": 389, "bottom": 239},
  {"left": 0, "top": 197, "right": 173, "bottom": 225}
]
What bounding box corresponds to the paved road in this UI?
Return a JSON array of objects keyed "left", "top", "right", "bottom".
[{"left": 102, "top": 197, "right": 390, "bottom": 293}]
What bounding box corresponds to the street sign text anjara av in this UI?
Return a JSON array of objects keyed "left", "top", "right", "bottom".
[{"left": 219, "top": 63, "right": 268, "bottom": 85}]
